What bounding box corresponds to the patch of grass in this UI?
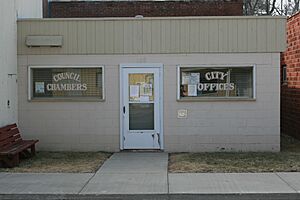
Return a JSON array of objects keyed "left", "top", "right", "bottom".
[
  {"left": 0, "top": 152, "right": 111, "bottom": 173},
  {"left": 169, "top": 135, "right": 300, "bottom": 173}
]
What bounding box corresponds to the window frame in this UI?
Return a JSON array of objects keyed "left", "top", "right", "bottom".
[
  {"left": 177, "top": 65, "right": 256, "bottom": 101},
  {"left": 282, "top": 65, "right": 287, "bottom": 84},
  {"left": 28, "top": 66, "right": 105, "bottom": 101}
]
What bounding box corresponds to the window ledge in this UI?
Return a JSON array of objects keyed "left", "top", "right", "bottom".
[
  {"left": 28, "top": 98, "right": 105, "bottom": 102},
  {"left": 177, "top": 97, "right": 256, "bottom": 102}
]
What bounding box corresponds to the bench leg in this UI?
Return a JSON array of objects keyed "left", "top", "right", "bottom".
[
  {"left": 31, "top": 145, "right": 36, "bottom": 156},
  {"left": 2, "top": 154, "right": 20, "bottom": 168},
  {"left": 20, "top": 150, "right": 31, "bottom": 158}
]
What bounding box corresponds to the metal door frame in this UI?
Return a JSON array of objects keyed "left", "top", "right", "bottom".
[{"left": 119, "top": 63, "right": 164, "bottom": 150}]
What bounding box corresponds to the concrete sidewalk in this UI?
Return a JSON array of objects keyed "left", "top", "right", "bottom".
[
  {"left": 0, "top": 152, "right": 299, "bottom": 200},
  {"left": 81, "top": 152, "right": 168, "bottom": 194}
]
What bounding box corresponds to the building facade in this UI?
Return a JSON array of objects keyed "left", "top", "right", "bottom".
[
  {"left": 281, "top": 11, "right": 300, "bottom": 140},
  {"left": 17, "top": 16, "right": 285, "bottom": 152}
]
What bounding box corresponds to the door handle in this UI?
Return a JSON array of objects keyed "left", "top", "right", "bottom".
[{"left": 123, "top": 106, "right": 125, "bottom": 114}]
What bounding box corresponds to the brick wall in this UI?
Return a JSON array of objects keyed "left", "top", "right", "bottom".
[
  {"left": 46, "top": 0, "right": 243, "bottom": 18},
  {"left": 281, "top": 11, "right": 300, "bottom": 140}
]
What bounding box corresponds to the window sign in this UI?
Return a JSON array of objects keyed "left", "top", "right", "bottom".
[
  {"left": 35, "top": 82, "right": 45, "bottom": 93},
  {"left": 29, "top": 66, "right": 104, "bottom": 100},
  {"left": 46, "top": 72, "right": 87, "bottom": 91},
  {"left": 178, "top": 66, "right": 254, "bottom": 99}
]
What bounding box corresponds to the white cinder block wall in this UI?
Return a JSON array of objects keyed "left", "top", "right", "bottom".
[
  {"left": 163, "top": 53, "right": 280, "bottom": 152},
  {"left": 0, "top": 0, "right": 18, "bottom": 127},
  {"left": 17, "top": 53, "right": 280, "bottom": 152},
  {"left": 0, "top": 0, "right": 43, "bottom": 128}
]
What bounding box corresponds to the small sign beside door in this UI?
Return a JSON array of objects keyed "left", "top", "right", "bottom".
[{"left": 177, "top": 109, "right": 188, "bottom": 119}]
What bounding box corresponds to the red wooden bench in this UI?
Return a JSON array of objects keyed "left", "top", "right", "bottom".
[{"left": 0, "top": 124, "right": 39, "bottom": 167}]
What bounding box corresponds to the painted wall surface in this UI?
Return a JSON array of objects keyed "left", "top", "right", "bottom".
[
  {"left": 0, "top": 0, "right": 18, "bottom": 127},
  {"left": 16, "top": 0, "right": 43, "bottom": 18},
  {"left": 17, "top": 53, "right": 280, "bottom": 152},
  {"left": 17, "top": 17, "right": 286, "bottom": 55}
]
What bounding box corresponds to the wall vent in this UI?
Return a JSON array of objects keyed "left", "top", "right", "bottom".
[{"left": 26, "top": 35, "right": 63, "bottom": 47}]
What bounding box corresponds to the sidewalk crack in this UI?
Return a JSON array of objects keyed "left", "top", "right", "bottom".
[
  {"left": 78, "top": 172, "right": 97, "bottom": 194},
  {"left": 78, "top": 154, "right": 114, "bottom": 194},
  {"left": 275, "top": 173, "right": 298, "bottom": 193}
]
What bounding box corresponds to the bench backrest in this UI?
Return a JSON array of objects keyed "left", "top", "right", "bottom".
[{"left": 0, "top": 124, "right": 22, "bottom": 150}]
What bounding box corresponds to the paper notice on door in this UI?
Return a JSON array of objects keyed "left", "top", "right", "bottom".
[
  {"left": 140, "top": 83, "right": 152, "bottom": 96},
  {"left": 140, "top": 95, "right": 150, "bottom": 102},
  {"left": 188, "top": 85, "right": 197, "bottom": 96},
  {"left": 130, "top": 85, "right": 140, "bottom": 97}
]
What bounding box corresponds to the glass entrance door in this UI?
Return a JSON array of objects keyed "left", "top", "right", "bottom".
[{"left": 122, "top": 67, "right": 161, "bottom": 149}]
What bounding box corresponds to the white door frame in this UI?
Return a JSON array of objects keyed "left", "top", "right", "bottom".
[{"left": 119, "top": 63, "right": 164, "bottom": 150}]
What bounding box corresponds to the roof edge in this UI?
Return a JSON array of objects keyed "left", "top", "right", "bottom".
[{"left": 18, "top": 15, "right": 287, "bottom": 22}]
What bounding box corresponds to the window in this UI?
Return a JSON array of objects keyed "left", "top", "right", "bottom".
[
  {"left": 178, "top": 66, "right": 255, "bottom": 100},
  {"left": 29, "top": 66, "right": 104, "bottom": 100},
  {"left": 282, "top": 65, "right": 287, "bottom": 83}
]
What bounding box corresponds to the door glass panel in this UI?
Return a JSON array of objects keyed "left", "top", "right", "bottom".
[
  {"left": 128, "top": 73, "right": 154, "bottom": 102},
  {"left": 129, "top": 103, "right": 154, "bottom": 130}
]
